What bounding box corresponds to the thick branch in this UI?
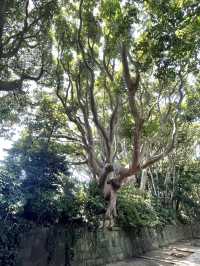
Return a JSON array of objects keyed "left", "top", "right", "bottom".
[
  {"left": 0, "top": 80, "right": 23, "bottom": 92},
  {"left": 0, "top": 65, "right": 44, "bottom": 92},
  {"left": 56, "top": 70, "right": 102, "bottom": 177},
  {"left": 78, "top": 0, "right": 111, "bottom": 161},
  {"left": 99, "top": 163, "right": 114, "bottom": 188},
  {"left": 121, "top": 43, "right": 144, "bottom": 171},
  {"left": 103, "top": 52, "right": 114, "bottom": 81},
  {"left": 22, "top": 65, "right": 44, "bottom": 82},
  {"left": 75, "top": 72, "right": 93, "bottom": 147},
  {"left": 121, "top": 43, "right": 140, "bottom": 120},
  {"left": 109, "top": 97, "right": 119, "bottom": 144},
  {"left": 52, "top": 134, "right": 82, "bottom": 143}
]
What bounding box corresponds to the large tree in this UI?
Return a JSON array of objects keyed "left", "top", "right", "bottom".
[
  {"left": 45, "top": 0, "right": 200, "bottom": 220},
  {"left": 1, "top": 0, "right": 200, "bottom": 222}
]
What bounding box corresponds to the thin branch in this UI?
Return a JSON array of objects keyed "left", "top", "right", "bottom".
[
  {"left": 103, "top": 53, "right": 114, "bottom": 81},
  {"left": 52, "top": 134, "right": 82, "bottom": 143},
  {"left": 141, "top": 74, "right": 185, "bottom": 169},
  {"left": 68, "top": 160, "right": 88, "bottom": 165}
]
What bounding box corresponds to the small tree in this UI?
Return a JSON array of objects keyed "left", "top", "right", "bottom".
[{"left": 4, "top": 133, "right": 78, "bottom": 224}]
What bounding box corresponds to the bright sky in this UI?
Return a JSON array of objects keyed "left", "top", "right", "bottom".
[
  {"left": 0, "top": 138, "right": 13, "bottom": 161},
  {"left": 0, "top": 128, "right": 21, "bottom": 161}
]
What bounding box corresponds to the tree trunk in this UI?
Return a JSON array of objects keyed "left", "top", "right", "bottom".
[
  {"left": 140, "top": 169, "right": 148, "bottom": 191},
  {"left": 101, "top": 173, "right": 121, "bottom": 227}
]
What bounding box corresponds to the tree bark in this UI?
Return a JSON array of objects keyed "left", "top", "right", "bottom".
[{"left": 140, "top": 169, "right": 148, "bottom": 191}]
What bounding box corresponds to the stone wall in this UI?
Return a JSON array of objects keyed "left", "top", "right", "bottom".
[
  {"left": 17, "top": 227, "right": 67, "bottom": 266},
  {"left": 16, "top": 224, "right": 197, "bottom": 266},
  {"left": 72, "top": 224, "right": 194, "bottom": 266}
]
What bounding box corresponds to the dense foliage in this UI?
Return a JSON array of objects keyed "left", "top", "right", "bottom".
[
  {"left": 1, "top": 136, "right": 79, "bottom": 224},
  {"left": 0, "top": 0, "right": 200, "bottom": 263},
  {"left": 117, "top": 185, "right": 160, "bottom": 228}
]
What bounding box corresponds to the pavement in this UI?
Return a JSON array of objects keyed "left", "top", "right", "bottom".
[{"left": 107, "top": 239, "right": 200, "bottom": 266}]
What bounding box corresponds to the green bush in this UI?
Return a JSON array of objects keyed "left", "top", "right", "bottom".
[
  {"left": 151, "top": 197, "right": 176, "bottom": 226},
  {"left": 80, "top": 181, "right": 106, "bottom": 228},
  {"left": 117, "top": 185, "right": 160, "bottom": 228}
]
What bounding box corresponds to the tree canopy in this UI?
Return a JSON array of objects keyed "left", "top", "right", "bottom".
[{"left": 0, "top": 0, "right": 200, "bottom": 224}]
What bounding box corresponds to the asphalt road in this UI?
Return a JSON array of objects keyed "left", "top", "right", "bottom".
[{"left": 107, "top": 239, "right": 200, "bottom": 266}]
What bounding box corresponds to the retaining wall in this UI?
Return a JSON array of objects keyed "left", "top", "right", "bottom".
[{"left": 17, "top": 223, "right": 198, "bottom": 266}]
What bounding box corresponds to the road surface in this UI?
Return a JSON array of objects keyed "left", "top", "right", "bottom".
[{"left": 107, "top": 239, "right": 200, "bottom": 266}]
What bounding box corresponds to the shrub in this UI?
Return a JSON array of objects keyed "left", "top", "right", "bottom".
[
  {"left": 82, "top": 181, "right": 106, "bottom": 228},
  {"left": 117, "top": 185, "right": 159, "bottom": 228}
]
